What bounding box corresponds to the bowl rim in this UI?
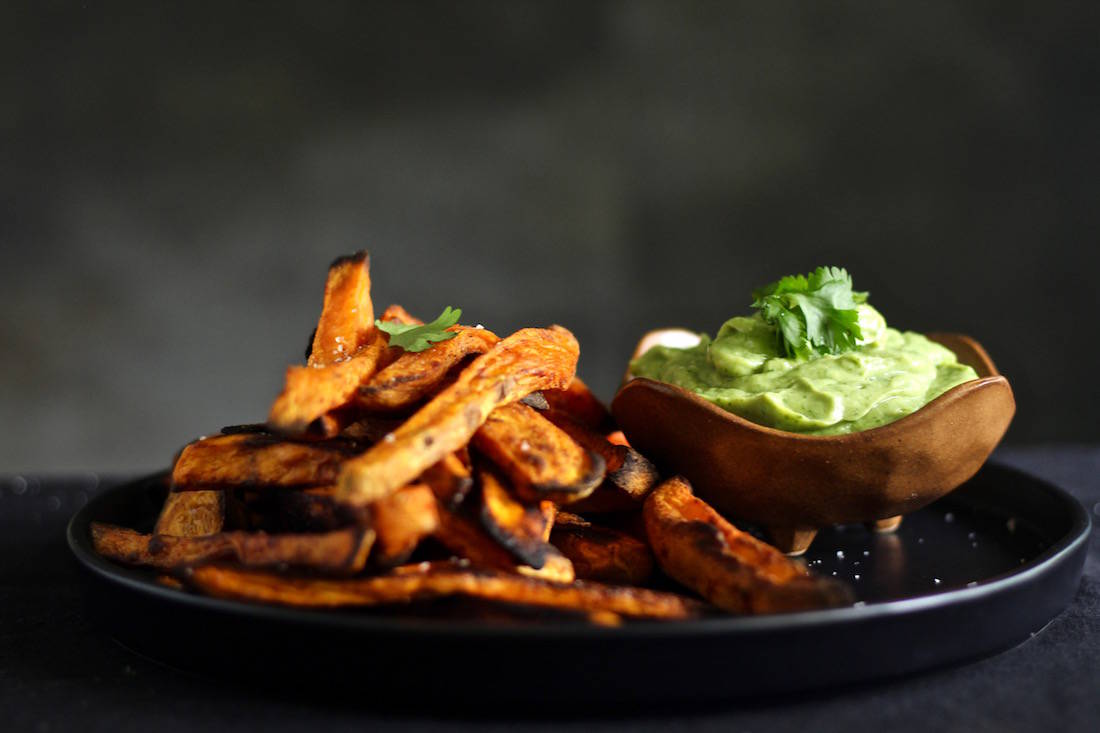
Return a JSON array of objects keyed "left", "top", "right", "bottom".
[{"left": 616, "top": 329, "right": 1014, "bottom": 444}]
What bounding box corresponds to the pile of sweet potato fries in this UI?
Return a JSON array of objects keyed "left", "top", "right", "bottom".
[{"left": 92, "top": 252, "right": 850, "bottom": 623}]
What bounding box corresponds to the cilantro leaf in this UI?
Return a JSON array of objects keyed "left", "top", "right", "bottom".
[
  {"left": 750, "top": 267, "right": 867, "bottom": 358},
  {"left": 376, "top": 306, "right": 462, "bottom": 353}
]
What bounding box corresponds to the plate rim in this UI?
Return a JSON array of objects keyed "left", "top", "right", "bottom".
[{"left": 67, "top": 462, "right": 1092, "bottom": 640}]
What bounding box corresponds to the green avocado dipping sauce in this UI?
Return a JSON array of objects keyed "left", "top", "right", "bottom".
[{"left": 629, "top": 267, "right": 978, "bottom": 435}]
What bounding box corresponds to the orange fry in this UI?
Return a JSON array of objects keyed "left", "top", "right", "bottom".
[
  {"left": 419, "top": 453, "right": 474, "bottom": 509},
  {"left": 472, "top": 403, "right": 605, "bottom": 504},
  {"left": 370, "top": 483, "right": 440, "bottom": 568},
  {"left": 542, "top": 377, "right": 613, "bottom": 431},
  {"left": 268, "top": 336, "right": 388, "bottom": 435},
  {"left": 544, "top": 411, "right": 659, "bottom": 505},
  {"left": 550, "top": 512, "right": 654, "bottom": 586},
  {"left": 91, "top": 522, "right": 374, "bottom": 574},
  {"left": 433, "top": 498, "right": 574, "bottom": 583},
  {"left": 187, "top": 562, "right": 703, "bottom": 619},
  {"left": 307, "top": 251, "right": 374, "bottom": 366},
  {"left": 356, "top": 327, "right": 500, "bottom": 412},
  {"left": 336, "top": 326, "right": 580, "bottom": 508},
  {"left": 378, "top": 304, "right": 423, "bottom": 326},
  {"left": 268, "top": 252, "right": 388, "bottom": 434},
  {"left": 171, "top": 432, "right": 358, "bottom": 489},
  {"left": 154, "top": 490, "right": 225, "bottom": 536},
  {"left": 644, "top": 477, "right": 852, "bottom": 613},
  {"left": 477, "top": 466, "right": 557, "bottom": 569}
]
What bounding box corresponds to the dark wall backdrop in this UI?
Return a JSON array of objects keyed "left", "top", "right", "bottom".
[{"left": 2, "top": 2, "right": 1097, "bottom": 471}]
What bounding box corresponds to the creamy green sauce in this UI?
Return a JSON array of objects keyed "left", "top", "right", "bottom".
[{"left": 629, "top": 305, "right": 978, "bottom": 435}]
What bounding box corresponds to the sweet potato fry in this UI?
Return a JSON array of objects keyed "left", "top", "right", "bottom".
[
  {"left": 336, "top": 326, "right": 580, "bottom": 508},
  {"left": 377, "top": 304, "right": 423, "bottom": 326},
  {"left": 433, "top": 500, "right": 574, "bottom": 583},
  {"left": 477, "top": 466, "right": 556, "bottom": 569},
  {"left": 540, "top": 500, "right": 557, "bottom": 542},
  {"left": 268, "top": 252, "right": 390, "bottom": 435},
  {"left": 307, "top": 251, "right": 374, "bottom": 367},
  {"left": 519, "top": 392, "right": 549, "bottom": 410},
  {"left": 550, "top": 512, "right": 654, "bottom": 586},
  {"left": 154, "top": 490, "right": 225, "bottom": 536},
  {"left": 338, "top": 415, "right": 405, "bottom": 443},
  {"left": 471, "top": 403, "right": 605, "bottom": 504},
  {"left": 274, "top": 486, "right": 348, "bottom": 531},
  {"left": 514, "top": 553, "right": 575, "bottom": 584},
  {"left": 370, "top": 483, "right": 440, "bottom": 568},
  {"left": 396, "top": 596, "right": 624, "bottom": 626},
  {"left": 356, "top": 327, "right": 500, "bottom": 413},
  {"left": 297, "top": 301, "right": 433, "bottom": 433},
  {"left": 186, "top": 562, "right": 702, "bottom": 620},
  {"left": 419, "top": 453, "right": 474, "bottom": 509},
  {"left": 643, "top": 477, "right": 852, "bottom": 613},
  {"left": 606, "top": 429, "right": 630, "bottom": 447},
  {"left": 171, "top": 433, "right": 358, "bottom": 489},
  {"left": 542, "top": 377, "right": 613, "bottom": 431},
  {"left": 268, "top": 336, "right": 388, "bottom": 435},
  {"left": 90, "top": 522, "right": 374, "bottom": 574},
  {"left": 543, "top": 411, "right": 659, "bottom": 504}
]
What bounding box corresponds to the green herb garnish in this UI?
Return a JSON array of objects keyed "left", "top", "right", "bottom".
[
  {"left": 751, "top": 267, "right": 868, "bottom": 359},
  {"left": 376, "top": 306, "right": 462, "bottom": 353}
]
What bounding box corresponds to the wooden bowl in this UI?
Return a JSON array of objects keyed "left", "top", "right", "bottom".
[{"left": 611, "top": 329, "right": 1015, "bottom": 555}]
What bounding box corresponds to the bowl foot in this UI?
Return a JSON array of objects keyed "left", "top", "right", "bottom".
[
  {"left": 868, "top": 515, "right": 903, "bottom": 533},
  {"left": 767, "top": 526, "right": 818, "bottom": 556}
]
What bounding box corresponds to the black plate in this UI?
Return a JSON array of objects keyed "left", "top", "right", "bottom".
[{"left": 68, "top": 463, "right": 1089, "bottom": 704}]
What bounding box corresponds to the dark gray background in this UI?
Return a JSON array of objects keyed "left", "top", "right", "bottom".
[{"left": 3, "top": 1, "right": 1097, "bottom": 472}]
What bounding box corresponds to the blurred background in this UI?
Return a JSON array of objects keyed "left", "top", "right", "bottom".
[{"left": 2, "top": 1, "right": 1097, "bottom": 472}]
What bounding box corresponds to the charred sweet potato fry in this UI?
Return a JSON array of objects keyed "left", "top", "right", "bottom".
[
  {"left": 471, "top": 403, "right": 605, "bottom": 504},
  {"left": 268, "top": 336, "right": 389, "bottom": 435},
  {"left": 542, "top": 377, "right": 613, "bottom": 431},
  {"left": 433, "top": 499, "right": 574, "bottom": 583},
  {"left": 273, "top": 486, "right": 347, "bottom": 531},
  {"left": 519, "top": 392, "right": 549, "bottom": 410},
  {"left": 90, "top": 522, "right": 374, "bottom": 574},
  {"left": 477, "top": 466, "right": 556, "bottom": 569},
  {"left": 307, "top": 251, "right": 374, "bottom": 367},
  {"left": 171, "top": 432, "right": 358, "bottom": 489},
  {"left": 543, "top": 411, "right": 659, "bottom": 506},
  {"left": 356, "top": 327, "right": 500, "bottom": 413},
  {"left": 643, "top": 477, "right": 852, "bottom": 613},
  {"left": 336, "top": 326, "right": 580, "bottom": 508},
  {"left": 339, "top": 414, "right": 405, "bottom": 443},
  {"left": 419, "top": 453, "right": 474, "bottom": 509},
  {"left": 514, "top": 552, "right": 575, "bottom": 584},
  {"left": 268, "top": 252, "right": 390, "bottom": 435},
  {"left": 154, "top": 490, "right": 225, "bottom": 536},
  {"left": 550, "top": 512, "right": 654, "bottom": 586},
  {"left": 370, "top": 483, "right": 440, "bottom": 568},
  {"left": 187, "top": 562, "right": 702, "bottom": 619}
]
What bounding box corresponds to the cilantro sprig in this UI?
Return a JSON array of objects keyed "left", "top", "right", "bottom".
[
  {"left": 376, "top": 306, "right": 462, "bottom": 353},
  {"left": 751, "top": 267, "right": 868, "bottom": 359}
]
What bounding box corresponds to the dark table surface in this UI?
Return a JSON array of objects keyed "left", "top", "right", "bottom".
[{"left": 3, "top": 446, "right": 1098, "bottom": 732}]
